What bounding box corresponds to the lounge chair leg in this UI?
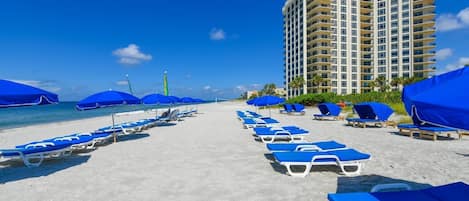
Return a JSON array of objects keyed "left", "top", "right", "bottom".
[
  {"left": 285, "top": 163, "right": 311, "bottom": 177},
  {"left": 339, "top": 163, "right": 362, "bottom": 176},
  {"left": 23, "top": 154, "right": 44, "bottom": 167}
]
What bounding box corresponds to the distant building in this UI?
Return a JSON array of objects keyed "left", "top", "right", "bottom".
[
  {"left": 275, "top": 88, "right": 287, "bottom": 97},
  {"left": 246, "top": 90, "right": 259, "bottom": 99},
  {"left": 283, "top": 0, "right": 436, "bottom": 97}
]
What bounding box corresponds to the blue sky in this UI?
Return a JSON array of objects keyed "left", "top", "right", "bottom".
[{"left": 1, "top": 0, "right": 468, "bottom": 101}]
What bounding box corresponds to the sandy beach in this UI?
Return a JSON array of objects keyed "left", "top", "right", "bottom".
[{"left": 0, "top": 101, "right": 468, "bottom": 201}]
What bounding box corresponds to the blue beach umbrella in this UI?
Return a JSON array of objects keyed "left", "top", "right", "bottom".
[
  {"left": 246, "top": 98, "right": 257, "bottom": 105},
  {"left": 253, "top": 95, "right": 285, "bottom": 117},
  {"left": 76, "top": 90, "right": 141, "bottom": 111},
  {"left": 402, "top": 66, "right": 469, "bottom": 130},
  {"left": 180, "top": 97, "right": 195, "bottom": 104},
  {"left": 0, "top": 79, "right": 59, "bottom": 108},
  {"left": 141, "top": 94, "right": 173, "bottom": 105},
  {"left": 167, "top": 96, "right": 181, "bottom": 104},
  {"left": 76, "top": 90, "right": 141, "bottom": 143},
  {"left": 253, "top": 95, "right": 285, "bottom": 107}
]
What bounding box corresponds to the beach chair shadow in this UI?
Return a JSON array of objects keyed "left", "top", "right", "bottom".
[
  {"left": 389, "top": 131, "right": 456, "bottom": 141},
  {"left": 264, "top": 153, "right": 275, "bottom": 161},
  {"left": 155, "top": 123, "right": 177, "bottom": 127},
  {"left": 456, "top": 152, "right": 469, "bottom": 157},
  {"left": 117, "top": 133, "right": 150, "bottom": 142},
  {"left": 0, "top": 154, "right": 91, "bottom": 184},
  {"left": 335, "top": 174, "right": 432, "bottom": 193}
]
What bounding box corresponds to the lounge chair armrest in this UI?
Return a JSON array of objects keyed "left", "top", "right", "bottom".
[
  {"left": 371, "top": 183, "right": 412, "bottom": 192},
  {"left": 311, "top": 155, "right": 340, "bottom": 163},
  {"left": 274, "top": 130, "right": 291, "bottom": 136},
  {"left": 25, "top": 142, "right": 55, "bottom": 149},
  {"left": 295, "top": 145, "right": 321, "bottom": 151}
]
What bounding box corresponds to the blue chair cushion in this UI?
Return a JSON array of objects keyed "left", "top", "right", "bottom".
[
  {"left": 266, "top": 141, "right": 346, "bottom": 152},
  {"left": 274, "top": 149, "right": 371, "bottom": 163}
]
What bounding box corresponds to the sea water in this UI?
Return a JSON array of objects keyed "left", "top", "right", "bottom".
[{"left": 0, "top": 102, "right": 167, "bottom": 129}]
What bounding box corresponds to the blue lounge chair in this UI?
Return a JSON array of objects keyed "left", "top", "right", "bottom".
[
  {"left": 314, "top": 103, "right": 342, "bottom": 120},
  {"left": 396, "top": 108, "right": 461, "bottom": 140},
  {"left": 273, "top": 149, "right": 371, "bottom": 177},
  {"left": 236, "top": 110, "right": 262, "bottom": 119},
  {"left": 253, "top": 126, "right": 309, "bottom": 143},
  {"left": 0, "top": 141, "right": 73, "bottom": 167},
  {"left": 242, "top": 117, "right": 279, "bottom": 129},
  {"left": 291, "top": 103, "right": 306, "bottom": 115},
  {"left": 266, "top": 140, "right": 347, "bottom": 152},
  {"left": 279, "top": 104, "right": 294, "bottom": 114},
  {"left": 328, "top": 182, "right": 469, "bottom": 201},
  {"left": 347, "top": 102, "right": 394, "bottom": 128}
]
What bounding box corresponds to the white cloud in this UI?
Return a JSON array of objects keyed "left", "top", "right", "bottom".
[
  {"left": 116, "top": 80, "right": 129, "bottom": 86},
  {"left": 435, "top": 48, "right": 453, "bottom": 61},
  {"left": 113, "top": 44, "right": 152, "bottom": 65},
  {"left": 436, "top": 7, "right": 469, "bottom": 32},
  {"left": 209, "top": 28, "right": 226, "bottom": 40},
  {"left": 203, "top": 85, "right": 211, "bottom": 90},
  {"left": 442, "top": 57, "right": 469, "bottom": 73},
  {"left": 10, "top": 79, "right": 61, "bottom": 92}
]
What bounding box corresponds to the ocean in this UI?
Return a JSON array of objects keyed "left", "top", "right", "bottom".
[{"left": 0, "top": 102, "right": 169, "bottom": 129}]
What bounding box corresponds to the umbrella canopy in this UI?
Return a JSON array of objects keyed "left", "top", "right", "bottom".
[
  {"left": 318, "top": 102, "right": 342, "bottom": 116},
  {"left": 180, "top": 97, "right": 195, "bottom": 104},
  {"left": 402, "top": 66, "right": 469, "bottom": 130},
  {"left": 166, "top": 96, "right": 181, "bottom": 104},
  {"left": 141, "top": 94, "right": 173, "bottom": 105},
  {"left": 76, "top": 90, "right": 141, "bottom": 110},
  {"left": 253, "top": 95, "right": 285, "bottom": 107},
  {"left": 246, "top": 98, "right": 257, "bottom": 105},
  {"left": 353, "top": 102, "right": 394, "bottom": 121},
  {"left": 0, "top": 79, "right": 59, "bottom": 108}
]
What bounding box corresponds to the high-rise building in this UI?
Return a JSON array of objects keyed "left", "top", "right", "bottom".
[{"left": 283, "top": 0, "right": 436, "bottom": 98}]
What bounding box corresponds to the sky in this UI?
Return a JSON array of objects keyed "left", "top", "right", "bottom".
[{"left": 1, "top": 0, "right": 468, "bottom": 101}]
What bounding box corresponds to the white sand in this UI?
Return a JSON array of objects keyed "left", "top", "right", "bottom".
[{"left": 0, "top": 101, "right": 468, "bottom": 201}]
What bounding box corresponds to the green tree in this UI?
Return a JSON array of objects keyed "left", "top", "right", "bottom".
[
  {"left": 289, "top": 76, "right": 305, "bottom": 95},
  {"left": 373, "top": 76, "right": 390, "bottom": 92},
  {"left": 311, "top": 74, "right": 324, "bottom": 93},
  {"left": 260, "top": 83, "right": 277, "bottom": 96},
  {"left": 390, "top": 77, "right": 404, "bottom": 90}
]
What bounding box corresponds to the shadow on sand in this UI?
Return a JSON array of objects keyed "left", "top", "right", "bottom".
[
  {"left": 117, "top": 133, "right": 150, "bottom": 142},
  {"left": 155, "top": 123, "right": 178, "bottom": 127},
  {"left": 334, "top": 174, "right": 433, "bottom": 193},
  {"left": 0, "top": 154, "right": 91, "bottom": 184},
  {"left": 389, "top": 131, "right": 457, "bottom": 141}
]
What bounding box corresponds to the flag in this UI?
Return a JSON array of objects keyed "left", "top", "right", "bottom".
[{"left": 163, "top": 71, "right": 168, "bottom": 96}]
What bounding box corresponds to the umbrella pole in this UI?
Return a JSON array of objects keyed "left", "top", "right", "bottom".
[{"left": 112, "top": 113, "right": 117, "bottom": 143}]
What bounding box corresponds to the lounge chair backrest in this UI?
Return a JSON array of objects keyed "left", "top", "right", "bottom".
[
  {"left": 293, "top": 104, "right": 305, "bottom": 112},
  {"left": 284, "top": 104, "right": 294, "bottom": 112},
  {"left": 354, "top": 102, "right": 393, "bottom": 121},
  {"left": 318, "top": 103, "right": 342, "bottom": 116}
]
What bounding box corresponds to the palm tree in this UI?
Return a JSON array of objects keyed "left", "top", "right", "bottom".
[
  {"left": 376, "top": 76, "right": 390, "bottom": 92},
  {"left": 289, "top": 76, "right": 305, "bottom": 96},
  {"left": 311, "top": 74, "right": 324, "bottom": 93},
  {"left": 261, "top": 83, "right": 277, "bottom": 95},
  {"left": 390, "top": 77, "right": 404, "bottom": 91}
]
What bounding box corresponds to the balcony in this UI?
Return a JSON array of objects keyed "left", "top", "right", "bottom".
[
  {"left": 414, "top": 27, "right": 435, "bottom": 34},
  {"left": 414, "top": 4, "right": 436, "bottom": 13},
  {"left": 308, "top": 12, "right": 331, "bottom": 20},
  {"left": 308, "top": 4, "right": 331, "bottom": 13},
  {"left": 307, "top": 0, "right": 330, "bottom": 7},
  {"left": 414, "top": 34, "right": 436, "bottom": 43},
  {"left": 414, "top": 50, "right": 436, "bottom": 58},
  {"left": 414, "top": 42, "right": 436, "bottom": 50},
  {"left": 414, "top": 20, "right": 435, "bottom": 28},
  {"left": 414, "top": 11, "right": 436, "bottom": 21},
  {"left": 414, "top": 58, "right": 436, "bottom": 65}
]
